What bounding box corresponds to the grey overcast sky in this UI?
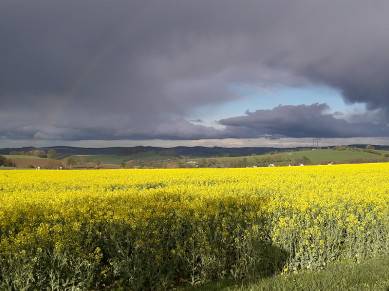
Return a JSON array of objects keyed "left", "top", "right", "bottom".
[{"left": 2, "top": 0, "right": 389, "bottom": 147}]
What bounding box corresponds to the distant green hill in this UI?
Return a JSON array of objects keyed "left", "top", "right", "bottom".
[
  {"left": 60, "top": 147, "right": 389, "bottom": 168},
  {"left": 0, "top": 145, "right": 280, "bottom": 158},
  {"left": 187, "top": 147, "right": 389, "bottom": 168},
  {"left": 2, "top": 145, "right": 389, "bottom": 168}
]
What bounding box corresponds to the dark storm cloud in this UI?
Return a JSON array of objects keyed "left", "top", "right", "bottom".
[
  {"left": 2, "top": 0, "right": 389, "bottom": 140},
  {"left": 219, "top": 104, "right": 389, "bottom": 138}
]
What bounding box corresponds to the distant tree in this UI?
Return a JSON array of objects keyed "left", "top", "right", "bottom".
[
  {"left": 241, "top": 157, "right": 248, "bottom": 167},
  {"left": 0, "top": 155, "right": 14, "bottom": 167},
  {"left": 335, "top": 146, "right": 348, "bottom": 151},
  {"left": 0, "top": 156, "right": 6, "bottom": 166},
  {"left": 95, "top": 160, "right": 102, "bottom": 169},
  {"left": 30, "top": 149, "right": 47, "bottom": 158},
  {"left": 47, "top": 149, "right": 57, "bottom": 159},
  {"left": 66, "top": 157, "right": 77, "bottom": 168},
  {"left": 295, "top": 156, "right": 312, "bottom": 165}
]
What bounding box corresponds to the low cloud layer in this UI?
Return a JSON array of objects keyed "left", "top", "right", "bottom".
[
  {"left": 219, "top": 104, "right": 389, "bottom": 138},
  {"left": 2, "top": 103, "right": 388, "bottom": 140},
  {"left": 2, "top": 0, "right": 389, "bottom": 141}
]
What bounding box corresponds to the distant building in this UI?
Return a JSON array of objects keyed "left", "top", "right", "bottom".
[{"left": 186, "top": 161, "right": 199, "bottom": 167}]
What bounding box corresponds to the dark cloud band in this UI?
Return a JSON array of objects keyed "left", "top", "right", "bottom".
[{"left": 1, "top": 0, "right": 389, "bottom": 141}]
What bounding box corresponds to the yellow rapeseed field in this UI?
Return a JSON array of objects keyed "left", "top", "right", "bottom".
[{"left": 0, "top": 164, "right": 388, "bottom": 289}]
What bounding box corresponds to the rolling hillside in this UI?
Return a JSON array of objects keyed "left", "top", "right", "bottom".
[
  {"left": 191, "top": 148, "right": 389, "bottom": 168},
  {"left": 2, "top": 145, "right": 389, "bottom": 169}
]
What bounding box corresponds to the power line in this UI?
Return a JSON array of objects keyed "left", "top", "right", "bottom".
[{"left": 312, "top": 138, "right": 320, "bottom": 148}]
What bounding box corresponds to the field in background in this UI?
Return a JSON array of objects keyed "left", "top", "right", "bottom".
[
  {"left": 0, "top": 164, "right": 388, "bottom": 289},
  {"left": 188, "top": 148, "right": 389, "bottom": 168},
  {"left": 3, "top": 155, "right": 63, "bottom": 168},
  {"left": 2, "top": 146, "right": 389, "bottom": 169}
]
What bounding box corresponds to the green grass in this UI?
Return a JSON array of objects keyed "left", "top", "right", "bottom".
[
  {"left": 69, "top": 154, "right": 132, "bottom": 164},
  {"left": 33, "top": 148, "right": 389, "bottom": 168},
  {"left": 193, "top": 255, "right": 389, "bottom": 290},
  {"left": 192, "top": 148, "right": 389, "bottom": 168},
  {"left": 68, "top": 152, "right": 178, "bottom": 165},
  {"left": 4, "top": 154, "right": 46, "bottom": 159},
  {"left": 69, "top": 148, "right": 389, "bottom": 168},
  {"left": 278, "top": 148, "right": 385, "bottom": 163},
  {"left": 252, "top": 148, "right": 389, "bottom": 164}
]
